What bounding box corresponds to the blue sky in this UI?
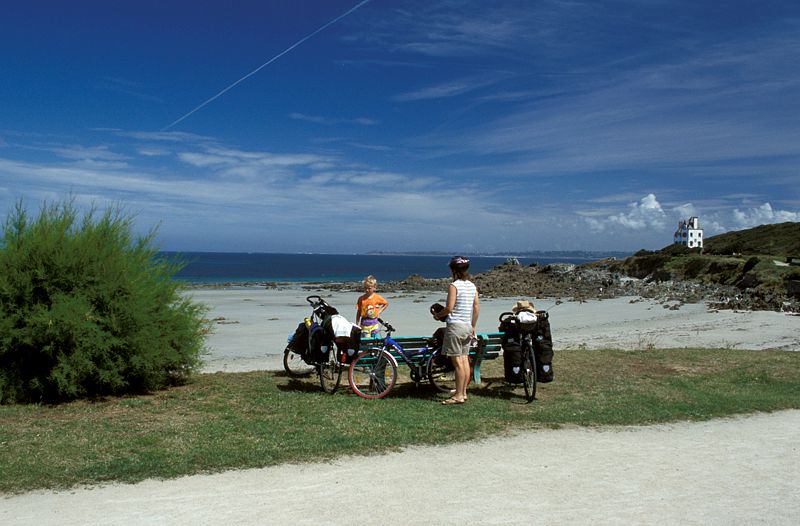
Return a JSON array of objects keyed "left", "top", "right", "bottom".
[{"left": 1, "top": 0, "right": 798, "bottom": 254}]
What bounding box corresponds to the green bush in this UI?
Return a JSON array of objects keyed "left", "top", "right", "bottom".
[{"left": 0, "top": 199, "right": 208, "bottom": 404}]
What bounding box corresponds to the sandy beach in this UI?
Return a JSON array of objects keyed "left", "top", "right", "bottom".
[
  {"left": 4, "top": 286, "right": 800, "bottom": 525},
  {"left": 189, "top": 286, "right": 800, "bottom": 373}
]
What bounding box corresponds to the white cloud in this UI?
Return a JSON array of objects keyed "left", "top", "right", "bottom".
[
  {"left": 671, "top": 203, "right": 697, "bottom": 220},
  {"left": 587, "top": 193, "right": 667, "bottom": 232},
  {"left": 586, "top": 196, "right": 799, "bottom": 242},
  {"left": 731, "top": 203, "right": 800, "bottom": 229}
]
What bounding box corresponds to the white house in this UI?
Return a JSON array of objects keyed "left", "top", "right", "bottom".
[{"left": 674, "top": 216, "right": 703, "bottom": 248}]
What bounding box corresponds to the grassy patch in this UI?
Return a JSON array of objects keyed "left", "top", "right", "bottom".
[{"left": 2, "top": 348, "right": 800, "bottom": 493}]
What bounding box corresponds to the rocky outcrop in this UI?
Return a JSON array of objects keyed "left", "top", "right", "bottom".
[{"left": 376, "top": 261, "right": 800, "bottom": 313}]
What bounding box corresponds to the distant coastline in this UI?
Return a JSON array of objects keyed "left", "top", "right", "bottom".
[{"left": 364, "top": 250, "right": 632, "bottom": 260}]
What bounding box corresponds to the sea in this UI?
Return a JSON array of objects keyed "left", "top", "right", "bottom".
[{"left": 163, "top": 252, "right": 617, "bottom": 284}]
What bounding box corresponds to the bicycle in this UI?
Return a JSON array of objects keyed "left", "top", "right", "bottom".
[
  {"left": 498, "top": 311, "right": 541, "bottom": 402},
  {"left": 348, "top": 318, "right": 441, "bottom": 399},
  {"left": 283, "top": 295, "right": 345, "bottom": 394},
  {"left": 425, "top": 333, "right": 483, "bottom": 395}
]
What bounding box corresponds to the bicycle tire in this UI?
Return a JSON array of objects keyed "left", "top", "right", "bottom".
[
  {"left": 348, "top": 348, "right": 397, "bottom": 399},
  {"left": 318, "top": 350, "right": 343, "bottom": 394},
  {"left": 522, "top": 341, "right": 537, "bottom": 402},
  {"left": 283, "top": 350, "right": 315, "bottom": 378},
  {"left": 426, "top": 348, "right": 456, "bottom": 393}
]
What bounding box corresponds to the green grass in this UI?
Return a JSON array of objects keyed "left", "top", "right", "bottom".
[{"left": 2, "top": 348, "right": 800, "bottom": 494}]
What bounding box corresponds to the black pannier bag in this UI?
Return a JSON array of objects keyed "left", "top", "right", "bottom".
[
  {"left": 307, "top": 321, "right": 332, "bottom": 363},
  {"left": 532, "top": 315, "right": 554, "bottom": 383},
  {"left": 502, "top": 339, "right": 524, "bottom": 383},
  {"left": 286, "top": 322, "right": 309, "bottom": 355},
  {"left": 499, "top": 316, "right": 525, "bottom": 383}
]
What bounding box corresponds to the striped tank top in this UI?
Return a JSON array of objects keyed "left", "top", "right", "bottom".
[{"left": 446, "top": 279, "right": 477, "bottom": 325}]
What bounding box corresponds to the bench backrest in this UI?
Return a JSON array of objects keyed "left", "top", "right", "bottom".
[{"left": 358, "top": 332, "right": 504, "bottom": 361}]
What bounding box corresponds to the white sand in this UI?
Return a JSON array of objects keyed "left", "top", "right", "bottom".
[
  {"left": 4, "top": 287, "right": 799, "bottom": 525},
  {"left": 190, "top": 287, "right": 800, "bottom": 373}
]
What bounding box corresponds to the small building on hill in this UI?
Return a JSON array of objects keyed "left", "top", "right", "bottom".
[{"left": 674, "top": 216, "right": 704, "bottom": 248}]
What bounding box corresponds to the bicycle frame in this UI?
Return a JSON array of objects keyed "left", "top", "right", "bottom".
[
  {"left": 376, "top": 325, "right": 432, "bottom": 382},
  {"left": 348, "top": 318, "right": 441, "bottom": 398}
]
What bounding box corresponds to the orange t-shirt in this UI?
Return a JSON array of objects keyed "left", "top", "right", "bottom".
[{"left": 356, "top": 293, "right": 388, "bottom": 322}]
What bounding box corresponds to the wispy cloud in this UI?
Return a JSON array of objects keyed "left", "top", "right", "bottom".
[
  {"left": 417, "top": 22, "right": 800, "bottom": 187},
  {"left": 393, "top": 75, "right": 504, "bottom": 101},
  {"left": 113, "top": 130, "right": 214, "bottom": 144},
  {"left": 288, "top": 113, "right": 378, "bottom": 125},
  {"left": 368, "top": 1, "right": 551, "bottom": 59},
  {"left": 0, "top": 131, "right": 516, "bottom": 251},
  {"left": 97, "top": 77, "right": 163, "bottom": 103},
  {"left": 50, "top": 144, "right": 129, "bottom": 162}
]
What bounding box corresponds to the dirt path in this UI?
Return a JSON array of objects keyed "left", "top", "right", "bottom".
[{"left": 4, "top": 410, "right": 799, "bottom": 525}]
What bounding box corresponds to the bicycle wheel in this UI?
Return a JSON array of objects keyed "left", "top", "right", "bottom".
[
  {"left": 427, "top": 348, "right": 456, "bottom": 393},
  {"left": 283, "top": 350, "right": 314, "bottom": 378},
  {"left": 349, "top": 349, "right": 397, "bottom": 399},
  {"left": 318, "top": 350, "right": 343, "bottom": 394},
  {"left": 522, "top": 343, "right": 537, "bottom": 402}
]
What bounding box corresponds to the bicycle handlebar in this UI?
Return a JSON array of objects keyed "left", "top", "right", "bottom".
[
  {"left": 376, "top": 318, "right": 395, "bottom": 333},
  {"left": 498, "top": 311, "right": 514, "bottom": 322},
  {"left": 306, "top": 295, "right": 324, "bottom": 306}
]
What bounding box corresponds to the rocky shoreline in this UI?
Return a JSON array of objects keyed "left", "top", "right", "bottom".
[
  {"left": 189, "top": 261, "right": 799, "bottom": 313},
  {"left": 312, "top": 261, "right": 799, "bottom": 313}
]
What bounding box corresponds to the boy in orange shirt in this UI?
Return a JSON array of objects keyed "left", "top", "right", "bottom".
[{"left": 355, "top": 275, "right": 388, "bottom": 337}]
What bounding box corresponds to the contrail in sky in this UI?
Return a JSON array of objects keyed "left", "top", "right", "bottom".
[{"left": 163, "top": 0, "right": 372, "bottom": 131}]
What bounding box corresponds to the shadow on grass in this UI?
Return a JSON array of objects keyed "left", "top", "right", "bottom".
[
  {"left": 270, "top": 368, "right": 538, "bottom": 405},
  {"left": 274, "top": 378, "right": 324, "bottom": 394}
]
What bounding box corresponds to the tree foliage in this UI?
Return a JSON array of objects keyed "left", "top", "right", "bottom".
[{"left": 0, "top": 199, "right": 207, "bottom": 404}]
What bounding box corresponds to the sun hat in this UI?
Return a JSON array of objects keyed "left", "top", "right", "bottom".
[{"left": 511, "top": 299, "right": 536, "bottom": 313}]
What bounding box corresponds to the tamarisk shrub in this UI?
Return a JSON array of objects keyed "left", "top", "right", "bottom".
[{"left": 0, "top": 199, "right": 208, "bottom": 404}]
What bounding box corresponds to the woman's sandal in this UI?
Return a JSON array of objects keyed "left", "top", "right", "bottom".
[
  {"left": 441, "top": 397, "right": 465, "bottom": 405},
  {"left": 449, "top": 389, "right": 467, "bottom": 401}
]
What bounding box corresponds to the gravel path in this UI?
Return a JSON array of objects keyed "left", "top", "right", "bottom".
[{"left": 4, "top": 410, "right": 799, "bottom": 525}]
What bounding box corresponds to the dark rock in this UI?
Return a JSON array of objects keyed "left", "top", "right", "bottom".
[{"left": 735, "top": 273, "right": 759, "bottom": 290}]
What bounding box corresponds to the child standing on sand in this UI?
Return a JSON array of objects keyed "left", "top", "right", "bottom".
[{"left": 355, "top": 275, "right": 388, "bottom": 338}]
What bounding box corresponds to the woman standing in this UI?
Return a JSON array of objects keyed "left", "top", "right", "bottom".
[{"left": 433, "top": 256, "right": 480, "bottom": 405}]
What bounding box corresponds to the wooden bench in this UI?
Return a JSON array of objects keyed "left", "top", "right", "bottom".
[{"left": 358, "top": 331, "right": 503, "bottom": 385}]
